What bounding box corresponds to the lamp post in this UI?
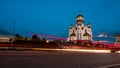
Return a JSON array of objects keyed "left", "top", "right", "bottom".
[
  {"left": 11, "top": 21, "right": 15, "bottom": 48},
  {"left": 13, "top": 21, "right": 15, "bottom": 35}
]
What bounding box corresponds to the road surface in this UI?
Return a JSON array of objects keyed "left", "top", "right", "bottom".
[{"left": 0, "top": 51, "right": 120, "bottom": 68}]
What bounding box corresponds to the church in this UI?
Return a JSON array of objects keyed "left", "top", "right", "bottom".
[{"left": 67, "top": 14, "right": 92, "bottom": 41}]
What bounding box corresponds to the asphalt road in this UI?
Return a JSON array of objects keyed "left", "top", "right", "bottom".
[{"left": 0, "top": 51, "right": 120, "bottom": 68}]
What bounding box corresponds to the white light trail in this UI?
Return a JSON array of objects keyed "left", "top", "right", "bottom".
[
  {"left": 56, "top": 49, "right": 111, "bottom": 53},
  {"left": 32, "top": 48, "right": 111, "bottom": 53},
  {"left": 117, "top": 51, "right": 120, "bottom": 53}
]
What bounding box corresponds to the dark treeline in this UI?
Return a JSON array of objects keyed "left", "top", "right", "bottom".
[
  {"left": 13, "top": 34, "right": 46, "bottom": 44},
  {"left": 4, "top": 34, "right": 59, "bottom": 48}
]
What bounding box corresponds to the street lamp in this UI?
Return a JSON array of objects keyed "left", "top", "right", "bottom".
[
  {"left": 13, "top": 21, "right": 15, "bottom": 35},
  {"left": 11, "top": 21, "right": 15, "bottom": 48}
]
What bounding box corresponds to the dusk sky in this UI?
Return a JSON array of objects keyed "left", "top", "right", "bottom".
[{"left": 0, "top": 0, "right": 120, "bottom": 38}]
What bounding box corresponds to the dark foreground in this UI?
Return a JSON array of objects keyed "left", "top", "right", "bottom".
[{"left": 0, "top": 51, "right": 120, "bottom": 68}]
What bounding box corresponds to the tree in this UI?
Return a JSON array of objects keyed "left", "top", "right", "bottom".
[
  {"left": 32, "top": 34, "right": 40, "bottom": 41},
  {"left": 15, "top": 34, "right": 23, "bottom": 40}
]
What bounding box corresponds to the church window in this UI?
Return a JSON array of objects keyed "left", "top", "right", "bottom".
[
  {"left": 80, "top": 33, "right": 82, "bottom": 40},
  {"left": 77, "top": 32, "right": 79, "bottom": 40}
]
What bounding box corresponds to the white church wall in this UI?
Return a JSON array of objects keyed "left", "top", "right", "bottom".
[{"left": 67, "top": 14, "right": 92, "bottom": 41}]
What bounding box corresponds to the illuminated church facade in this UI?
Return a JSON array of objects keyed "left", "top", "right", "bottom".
[{"left": 67, "top": 15, "right": 92, "bottom": 41}]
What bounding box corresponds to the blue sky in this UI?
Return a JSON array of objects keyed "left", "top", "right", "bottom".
[{"left": 0, "top": 0, "right": 120, "bottom": 38}]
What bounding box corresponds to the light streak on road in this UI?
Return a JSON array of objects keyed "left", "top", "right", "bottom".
[
  {"left": 117, "top": 51, "right": 120, "bottom": 53},
  {"left": 60, "top": 49, "right": 111, "bottom": 53},
  {"left": 32, "top": 48, "right": 111, "bottom": 53},
  {"left": 1, "top": 47, "right": 120, "bottom": 53}
]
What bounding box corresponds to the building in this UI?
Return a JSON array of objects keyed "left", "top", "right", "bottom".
[
  {"left": 67, "top": 14, "right": 92, "bottom": 41},
  {"left": 115, "top": 34, "right": 120, "bottom": 44},
  {"left": 0, "top": 35, "right": 12, "bottom": 42}
]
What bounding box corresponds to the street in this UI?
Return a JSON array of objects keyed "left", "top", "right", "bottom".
[{"left": 0, "top": 51, "right": 120, "bottom": 68}]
